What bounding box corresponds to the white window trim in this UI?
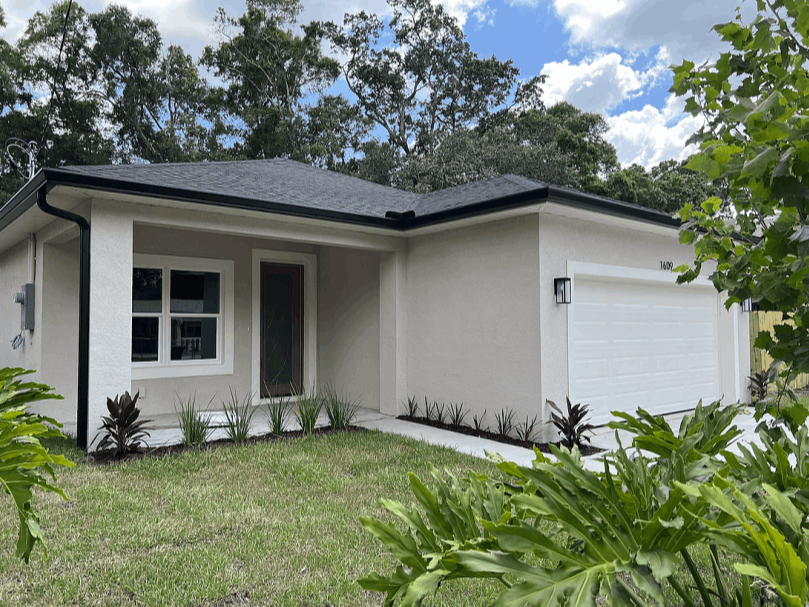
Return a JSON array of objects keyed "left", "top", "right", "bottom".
[
  {"left": 252, "top": 249, "right": 317, "bottom": 404},
  {"left": 132, "top": 254, "right": 234, "bottom": 380}
]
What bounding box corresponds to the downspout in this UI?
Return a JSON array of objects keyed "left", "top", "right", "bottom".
[{"left": 35, "top": 187, "right": 90, "bottom": 450}]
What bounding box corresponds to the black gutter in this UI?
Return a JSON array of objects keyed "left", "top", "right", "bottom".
[
  {"left": 35, "top": 187, "right": 90, "bottom": 450},
  {"left": 546, "top": 185, "right": 682, "bottom": 228},
  {"left": 0, "top": 172, "right": 46, "bottom": 235},
  {"left": 403, "top": 187, "right": 551, "bottom": 229}
]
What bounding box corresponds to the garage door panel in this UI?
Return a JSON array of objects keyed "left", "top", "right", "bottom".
[{"left": 570, "top": 276, "right": 721, "bottom": 425}]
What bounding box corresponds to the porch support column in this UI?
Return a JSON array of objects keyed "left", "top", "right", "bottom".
[
  {"left": 87, "top": 201, "right": 133, "bottom": 449},
  {"left": 379, "top": 248, "right": 407, "bottom": 416}
]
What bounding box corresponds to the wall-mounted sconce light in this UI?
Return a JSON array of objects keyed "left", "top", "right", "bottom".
[
  {"left": 554, "top": 277, "right": 571, "bottom": 304},
  {"left": 741, "top": 298, "right": 752, "bottom": 313}
]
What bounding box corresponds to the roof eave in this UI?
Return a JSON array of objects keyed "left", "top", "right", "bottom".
[{"left": 0, "top": 171, "right": 49, "bottom": 234}]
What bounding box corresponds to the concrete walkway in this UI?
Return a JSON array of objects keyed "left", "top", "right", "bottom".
[{"left": 75, "top": 405, "right": 765, "bottom": 472}]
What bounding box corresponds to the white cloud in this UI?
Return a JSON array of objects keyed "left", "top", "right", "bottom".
[
  {"left": 524, "top": 0, "right": 755, "bottom": 64},
  {"left": 606, "top": 94, "right": 703, "bottom": 168},
  {"left": 540, "top": 49, "right": 667, "bottom": 114}
]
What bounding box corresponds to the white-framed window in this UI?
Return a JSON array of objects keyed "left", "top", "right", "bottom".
[{"left": 132, "top": 254, "right": 234, "bottom": 380}]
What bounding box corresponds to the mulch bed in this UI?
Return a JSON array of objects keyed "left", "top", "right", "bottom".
[
  {"left": 396, "top": 415, "right": 603, "bottom": 457},
  {"left": 86, "top": 425, "right": 367, "bottom": 465}
]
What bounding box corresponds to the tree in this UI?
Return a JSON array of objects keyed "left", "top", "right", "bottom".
[
  {"left": 319, "top": 0, "right": 520, "bottom": 158},
  {"left": 202, "top": 0, "right": 339, "bottom": 161},
  {"left": 89, "top": 5, "right": 228, "bottom": 163},
  {"left": 594, "top": 159, "right": 722, "bottom": 214},
  {"left": 671, "top": 0, "right": 809, "bottom": 379}
]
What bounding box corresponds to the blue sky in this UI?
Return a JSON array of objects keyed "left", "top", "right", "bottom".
[{"left": 2, "top": 0, "right": 749, "bottom": 168}]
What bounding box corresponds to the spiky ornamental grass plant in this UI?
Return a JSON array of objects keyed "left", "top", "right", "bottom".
[
  {"left": 221, "top": 388, "right": 256, "bottom": 443},
  {"left": 494, "top": 407, "right": 515, "bottom": 438},
  {"left": 174, "top": 392, "right": 214, "bottom": 447},
  {"left": 92, "top": 391, "right": 152, "bottom": 455},
  {"left": 323, "top": 388, "right": 361, "bottom": 430},
  {"left": 447, "top": 402, "right": 467, "bottom": 427},
  {"left": 265, "top": 396, "right": 291, "bottom": 435},
  {"left": 0, "top": 368, "right": 74, "bottom": 562},
  {"left": 294, "top": 390, "right": 324, "bottom": 434}
]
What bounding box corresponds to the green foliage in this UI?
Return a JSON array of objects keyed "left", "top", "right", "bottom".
[
  {"left": 749, "top": 371, "right": 770, "bottom": 403},
  {"left": 174, "top": 393, "right": 214, "bottom": 447},
  {"left": 404, "top": 396, "right": 419, "bottom": 418},
  {"left": 671, "top": 0, "right": 809, "bottom": 388},
  {"left": 323, "top": 388, "right": 361, "bottom": 430},
  {"left": 221, "top": 388, "right": 256, "bottom": 443},
  {"left": 608, "top": 399, "right": 744, "bottom": 461},
  {"left": 319, "top": 0, "right": 519, "bottom": 158},
  {"left": 472, "top": 409, "right": 487, "bottom": 432},
  {"left": 265, "top": 396, "right": 291, "bottom": 435},
  {"left": 514, "top": 414, "right": 540, "bottom": 443},
  {"left": 494, "top": 408, "right": 515, "bottom": 438},
  {"left": 91, "top": 391, "right": 152, "bottom": 455},
  {"left": 0, "top": 368, "right": 74, "bottom": 562},
  {"left": 358, "top": 402, "right": 794, "bottom": 606},
  {"left": 447, "top": 403, "right": 467, "bottom": 427},
  {"left": 547, "top": 397, "right": 594, "bottom": 449},
  {"left": 293, "top": 390, "right": 324, "bottom": 434}
]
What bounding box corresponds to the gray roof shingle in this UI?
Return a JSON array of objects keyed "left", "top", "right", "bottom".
[
  {"left": 49, "top": 158, "right": 675, "bottom": 227},
  {"left": 59, "top": 158, "right": 418, "bottom": 219}
]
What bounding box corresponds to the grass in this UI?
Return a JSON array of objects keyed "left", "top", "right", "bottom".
[
  {"left": 0, "top": 431, "right": 504, "bottom": 606},
  {"left": 3, "top": 431, "right": 771, "bottom": 606}
]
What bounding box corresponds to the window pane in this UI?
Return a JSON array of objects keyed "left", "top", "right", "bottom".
[
  {"left": 133, "top": 268, "right": 162, "bottom": 313},
  {"left": 170, "top": 318, "right": 217, "bottom": 360},
  {"left": 132, "top": 317, "right": 159, "bottom": 362},
  {"left": 170, "top": 271, "right": 220, "bottom": 314}
]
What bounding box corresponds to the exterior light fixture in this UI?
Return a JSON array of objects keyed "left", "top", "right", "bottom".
[
  {"left": 741, "top": 298, "right": 752, "bottom": 313},
  {"left": 554, "top": 277, "right": 571, "bottom": 304}
]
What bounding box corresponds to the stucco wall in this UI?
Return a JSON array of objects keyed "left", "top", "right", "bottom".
[
  {"left": 317, "top": 246, "right": 380, "bottom": 409},
  {"left": 36, "top": 239, "right": 80, "bottom": 420},
  {"left": 0, "top": 239, "right": 36, "bottom": 371},
  {"left": 406, "top": 215, "right": 542, "bottom": 425},
  {"left": 538, "top": 209, "right": 750, "bottom": 423}
]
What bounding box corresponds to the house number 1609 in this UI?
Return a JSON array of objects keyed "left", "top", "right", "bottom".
[{"left": 659, "top": 261, "right": 674, "bottom": 270}]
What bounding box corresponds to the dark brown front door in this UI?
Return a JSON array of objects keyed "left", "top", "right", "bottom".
[{"left": 260, "top": 263, "right": 303, "bottom": 398}]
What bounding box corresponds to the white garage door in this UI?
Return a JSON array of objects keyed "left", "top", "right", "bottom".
[{"left": 569, "top": 276, "right": 721, "bottom": 426}]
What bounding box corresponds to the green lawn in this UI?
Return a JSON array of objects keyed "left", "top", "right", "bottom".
[
  {"left": 0, "top": 431, "right": 504, "bottom": 606},
  {"left": 0, "top": 430, "right": 777, "bottom": 606}
]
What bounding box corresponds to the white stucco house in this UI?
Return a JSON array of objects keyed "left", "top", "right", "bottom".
[{"left": 0, "top": 159, "right": 750, "bottom": 448}]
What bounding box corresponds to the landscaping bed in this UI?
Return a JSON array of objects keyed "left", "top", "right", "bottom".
[
  {"left": 397, "top": 411, "right": 603, "bottom": 456},
  {"left": 87, "top": 425, "right": 367, "bottom": 464}
]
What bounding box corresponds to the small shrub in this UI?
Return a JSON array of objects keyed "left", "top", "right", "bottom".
[
  {"left": 174, "top": 392, "right": 214, "bottom": 446},
  {"left": 425, "top": 400, "right": 447, "bottom": 424},
  {"left": 404, "top": 395, "right": 419, "bottom": 417},
  {"left": 547, "top": 397, "right": 594, "bottom": 449},
  {"left": 447, "top": 402, "right": 467, "bottom": 427},
  {"left": 221, "top": 388, "right": 256, "bottom": 443},
  {"left": 514, "top": 414, "right": 540, "bottom": 443},
  {"left": 748, "top": 370, "right": 770, "bottom": 403},
  {"left": 472, "top": 409, "right": 487, "bottom": 432},
  {"left": 294, "top": 390, "right": 325, "bottom": 434},
  {"left": 266, "top": 397, "right": 291, "bottom": 435},
  {"left": 494, "top": 408, "right": 515, "bottom": 438},
  {"left": 92, "top": 391, "right": 152, "bottom": 455},
  {"left": 324, "top": 388, "right": 362, "bottom": 429}
]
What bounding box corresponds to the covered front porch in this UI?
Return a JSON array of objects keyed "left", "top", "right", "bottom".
[{"left": 36, "top": 196, "right": 408, "bottom": 447}]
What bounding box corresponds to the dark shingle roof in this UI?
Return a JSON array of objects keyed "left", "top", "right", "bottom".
[
  {"left": 414, "top": 174, "right": 546, "bottom": 216},
  {"left": 2, "top": 158, "right": 678, "bottom": 232},
  {"left": 59, "top": 158, "right": 418, "bottom": 219}
]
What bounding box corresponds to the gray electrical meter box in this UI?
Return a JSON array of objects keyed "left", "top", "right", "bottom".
[{"left": 13, "top": 284, "right": 34, "bottom": 331}]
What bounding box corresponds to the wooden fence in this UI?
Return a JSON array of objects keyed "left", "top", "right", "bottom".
[{"left": 749, "top": 310, "right": 809, "bottom": 390}]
